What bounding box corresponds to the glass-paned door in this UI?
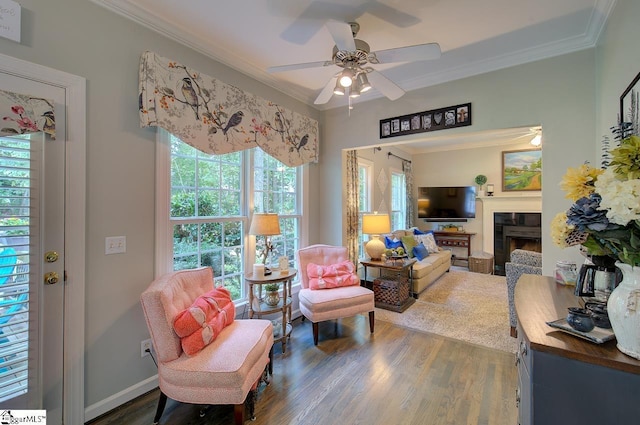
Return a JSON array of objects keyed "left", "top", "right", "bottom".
[
  {"left": 0, "top": 74, "right": 66, "bottom": 422},
  {"left": 0, "top": 135, "right": 33, "bottom": 403}
]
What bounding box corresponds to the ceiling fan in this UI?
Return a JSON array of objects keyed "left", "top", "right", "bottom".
[
  {"left": 510, "top": 127, "right": 543, "bottom": 146},
  {"left": 267, "top": 20, "right": 441, "bottom": 105}
]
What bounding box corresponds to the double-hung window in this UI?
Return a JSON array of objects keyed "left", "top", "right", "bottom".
[
  {"left": 252, "top": 149, "right": 300, "bottom": 269},
  {"left": 390, "top": 169, "right": 406, "bottom": 231},
  {"left": 156, "top": 130, "right": 304, "bottom": 302}
]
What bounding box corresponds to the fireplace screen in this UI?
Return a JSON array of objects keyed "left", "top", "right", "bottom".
[{"left": 493, "top": 212, "right": 541, "bottom": 275}]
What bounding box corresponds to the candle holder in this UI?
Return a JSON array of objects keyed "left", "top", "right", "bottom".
[{"left": 486, "top": 184, "right": 494, "bottom": 196}]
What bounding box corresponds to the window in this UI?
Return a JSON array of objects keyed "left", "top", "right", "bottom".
[
  {"left": 253, "top": 149, "right": 300, "bottom": 269},
  {"left": 357, "top": 159, "right": 373, "bottom": 259},
  {"left": 0, "top": 135, "right": 32, "bottom": 402},
  {"left": 391, "top": 169, "right": 406, "bottom": 231},
  {"left": 157, "top": 130, "right": 304, "bottom": 302}
]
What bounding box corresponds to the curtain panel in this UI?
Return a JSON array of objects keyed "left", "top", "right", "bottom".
[
  {"left": 345, "top": 150, "right": 360, "bottom": 265},
  {"left": 403, "top": 160, "right": 414, "bottom": 229},
  {"left": 139, "top": 51, "right": 318, "bottom": 167},
  {"left": 0, "top": 89, "right": 56, "bottom": 139}
]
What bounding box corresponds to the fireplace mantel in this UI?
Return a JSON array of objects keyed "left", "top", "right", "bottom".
[{"left": 479, "top": 194, "right": 542, "bottom": 253}]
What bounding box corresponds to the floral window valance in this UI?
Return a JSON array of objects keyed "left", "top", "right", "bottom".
[
  {"left": 0, "top": 89, "right": 56, "bottom": 139},
  {"left": 139, "top": 51, "right": 319, "bottom": 167}
]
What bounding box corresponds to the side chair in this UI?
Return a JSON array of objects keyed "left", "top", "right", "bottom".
[
  {"left": 505, "top": 249, "right": 542, "bottom": 337},
  {"left": 140, "top": 267, "right": 273, "bottom": 424},
  {"left": 296, "top": 244, "right": 375, "bottom": 345}
]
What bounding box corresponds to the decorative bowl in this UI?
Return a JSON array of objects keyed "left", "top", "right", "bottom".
[{"left": 566, "top": 307, "right": 595, "bottom": 333}]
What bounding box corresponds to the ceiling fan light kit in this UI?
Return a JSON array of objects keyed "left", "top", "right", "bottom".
[
  {"left": 267, "top": 20, "right": 441, "bottom": 107},
  {"left": 356, "top": 73, "right": 372, "bottom": 93},
  {"left": 339, "top": 68, "right": 354, "bottom": 87}
]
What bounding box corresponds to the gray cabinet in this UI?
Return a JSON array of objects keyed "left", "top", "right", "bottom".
[
  {"left": 515, "top": 332, "right": 531, "bottom": 425},
  {"left": 515, "top": 275, "right": 640, "bottom": 425}
]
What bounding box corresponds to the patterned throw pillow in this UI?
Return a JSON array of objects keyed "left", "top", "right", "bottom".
[
  {"left": 307, "top": 260, "right": 360, "bottom": 290},
  {"left": 415, "top": 233, "right": 439, "bottom": 253},
  {"left": 173, "top": 287, "right": 235, "bottom": 356}
]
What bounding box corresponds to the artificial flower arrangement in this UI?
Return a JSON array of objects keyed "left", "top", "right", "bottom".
[{"left": 551, "top": 135, "right": 640, "bottom": 266}]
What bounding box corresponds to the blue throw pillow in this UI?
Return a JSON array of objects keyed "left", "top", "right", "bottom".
[
  {"left": 413, "top": 228, "right": 433, "bottom": 235},
  {"left": 384, "top": 236, "right": 403, "bottom": 249},
  {"left": 413, "top": 243, "right": 429, "bottom": 261}
]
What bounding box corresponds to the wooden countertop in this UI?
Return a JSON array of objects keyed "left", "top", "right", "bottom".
[{"left": 515, "top": 274, "right": 640, "bottom": 375}]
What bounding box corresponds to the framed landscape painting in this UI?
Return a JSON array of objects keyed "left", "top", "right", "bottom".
[{"left": 502, "top": 148, "right": 542, "bottom": 191}]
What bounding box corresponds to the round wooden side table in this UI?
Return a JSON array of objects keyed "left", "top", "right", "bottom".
[{"left": 245, "top": 268, "right": 297, "bottom": 353}]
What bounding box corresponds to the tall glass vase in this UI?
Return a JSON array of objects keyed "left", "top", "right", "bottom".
[{"left": 607, "top": 262, "right": 640, "bottom": 360}]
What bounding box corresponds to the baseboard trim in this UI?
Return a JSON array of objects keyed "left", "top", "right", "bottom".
[
  {"left": 84, "top": 309, "right": 303, "bottom": 422},
  {"left": 84, "top": 374, "right": 159, "bottom": 422}
]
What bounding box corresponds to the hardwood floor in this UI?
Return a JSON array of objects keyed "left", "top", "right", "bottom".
[{"left": 87, "top": 316, "right": 517, "bottom": 425}]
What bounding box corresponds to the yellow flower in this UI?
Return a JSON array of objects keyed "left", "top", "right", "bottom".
[
  {"left": 550, "top": 212, "right": 575, "bottom": 248},
  {"left": 610, "top": 135, "right": 640, "bottom": 180},
  {"left": 559, "top": 164, "right": 603, "bottom": 201}
]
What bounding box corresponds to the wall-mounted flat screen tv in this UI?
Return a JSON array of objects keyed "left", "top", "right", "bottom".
[{"left": 417, "top": 186, "right": 476, "bottom": 221}]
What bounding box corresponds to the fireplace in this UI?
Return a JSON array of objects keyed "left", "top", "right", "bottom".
[{"left": 493, "top": 212, "right": 542, "bottom": 275}]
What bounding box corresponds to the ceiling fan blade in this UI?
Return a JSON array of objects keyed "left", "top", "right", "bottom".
[
  {"left": 314, "top": 76, "right": 339, "bottom": 105},
  {"left": 367, "top": 70, "right": 405, "bottom": 101},
  {"left": 325, "top": 20, "right": 356, "bottom": 52},
  {"left": 365, "top": 2, "right": 421, "bottom": 28},
  {"left": 267, "top": 60, "right": 332, "bottom": 73},
  {"left": 372, "top": 43, "right": 441, "bottom": 64}
]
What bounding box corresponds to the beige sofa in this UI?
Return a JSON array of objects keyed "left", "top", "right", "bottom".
[{"left": 376, "top": 229, "right": 452, "bottom": 297}]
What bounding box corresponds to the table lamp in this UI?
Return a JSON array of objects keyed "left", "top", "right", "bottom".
[
  {"left": 249, "top": 213, "right": 281, "bottom": 275},
  {"left": 362, "top": 213, "right": 391, "bottom": 261}
]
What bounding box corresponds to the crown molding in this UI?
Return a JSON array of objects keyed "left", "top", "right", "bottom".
[
  {"left": 92, "top": 0, "right": 617, "bottom": 111},
  {"left": 90, "top": 0, "right": 315, "bottom": 105}
]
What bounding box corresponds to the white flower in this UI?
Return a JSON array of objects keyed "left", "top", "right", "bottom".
[{"left": 596, "top": 168, "right": 640, "bottom": 225}]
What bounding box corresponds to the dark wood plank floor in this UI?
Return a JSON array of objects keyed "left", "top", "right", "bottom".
[{"left": 87, "top": 315, "right": 517, "bottom": 425}]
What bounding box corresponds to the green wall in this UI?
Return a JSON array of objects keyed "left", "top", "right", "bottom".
[
  {"left": 1, "top": 0, "right": 639, "bottom": 419},
  {"left": 0, "top": 0, "right": 321, "bottom": 417},
  {"left": 319, "top": 49, "right": 597, "bottom": 274}
]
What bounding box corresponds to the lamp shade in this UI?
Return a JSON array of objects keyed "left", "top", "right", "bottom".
[
  {"left": 362, "top": 213, "right": 390, "bottom": 235},
  {"left": 249, "top": 213, "right": 281, "bottom": 236}
]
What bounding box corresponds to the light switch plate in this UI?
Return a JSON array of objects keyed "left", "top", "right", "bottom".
[{"left": 105, "top": 236, "right": 126, "bottom": 254}]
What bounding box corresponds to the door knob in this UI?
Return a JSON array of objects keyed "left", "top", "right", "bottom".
[
  {"left": 44, "top": 272, "right": 59, "bottom": 285},
  {"left": 45, "top": 251, "right": 59, "bottom": 263}
]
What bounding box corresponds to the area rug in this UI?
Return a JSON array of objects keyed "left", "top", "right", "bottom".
[{"left": 375, "top": 270, "right": 517, "bottom": 353}]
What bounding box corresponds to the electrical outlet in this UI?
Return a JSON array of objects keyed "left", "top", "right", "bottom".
[{"left": 141, "top": 338, "right": 152, "bottom": 358}]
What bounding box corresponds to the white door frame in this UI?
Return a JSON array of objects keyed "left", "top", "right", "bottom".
[{"left": 0, "top": 52, "right": 86, "bottom": 424}]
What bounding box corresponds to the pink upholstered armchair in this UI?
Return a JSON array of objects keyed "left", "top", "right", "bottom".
[
  {"left": 140, "top": 267, "right": 273, "bottom": 424},
  {"left": 296, "top": 245, "right": 375, "bottom": 345}
]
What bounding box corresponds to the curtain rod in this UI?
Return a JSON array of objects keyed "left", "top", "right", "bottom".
[{"left": 387, "top": 152, "right": 411, "bottom": 163}]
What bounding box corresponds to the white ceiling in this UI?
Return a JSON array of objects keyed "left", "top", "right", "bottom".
[
  {"left": 94, "top": 0, "right": 615, "bottom": 111},
  {"left": 92, "top": 1, "right": 613, "bottom": 152}
]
